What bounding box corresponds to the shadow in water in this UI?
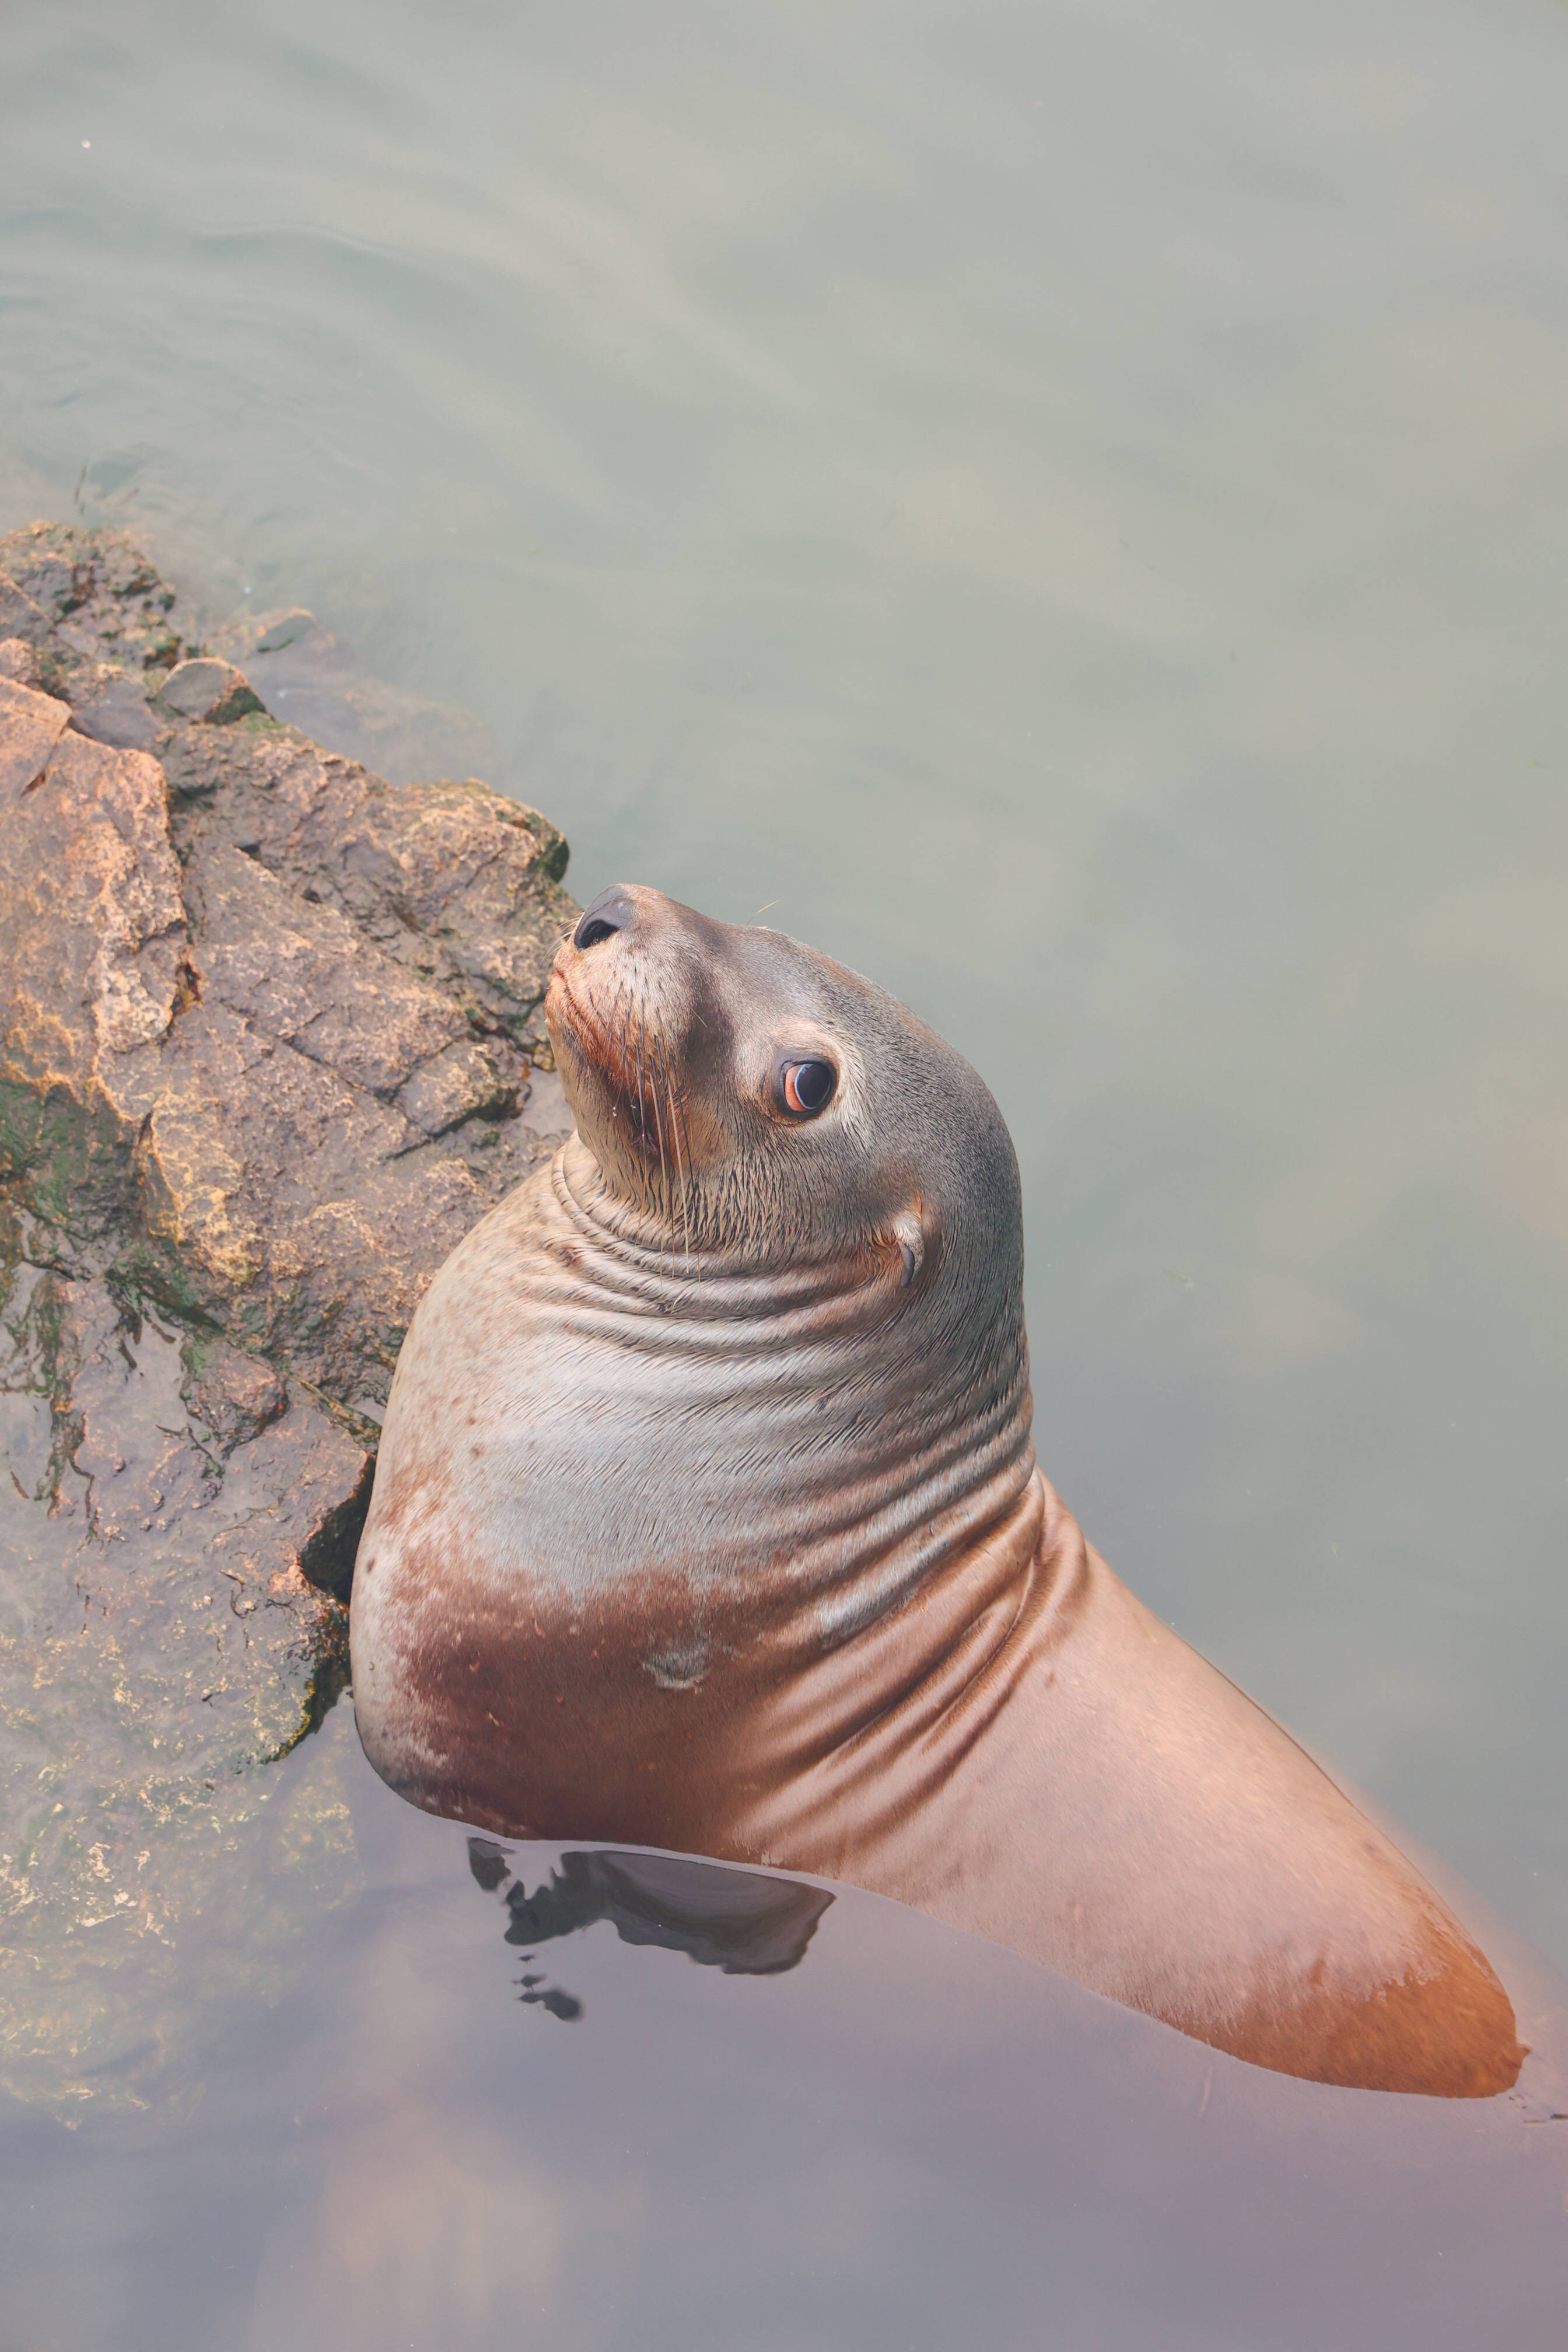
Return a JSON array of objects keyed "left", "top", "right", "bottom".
[{"left": 467, "top": 1840, "right": 835, "bottom": 2020}]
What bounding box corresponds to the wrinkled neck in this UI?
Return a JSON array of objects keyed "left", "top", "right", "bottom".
[
  {"left": 540, "top": 1138, "right": 1037, "bottom": 1646},
  {"left": 359, "top": 1140, "right": 1045, "bottom": 1851},
  {"left": 556, "top": 1129, "right": 856, "bottom": 1285}
]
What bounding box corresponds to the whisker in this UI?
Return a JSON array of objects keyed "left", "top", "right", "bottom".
[
  {"left": 659, "top": 1028, "right": 694, "bottom": 1271},
  {"left": 640, "top": 984, "right": 674, "bottom": 1272},
  {"left": 673, "top": 1055, "right": 698, "bottom": 1272},
  {"left": 628, "top": 984, "right": 649, "bottom": 1150}
]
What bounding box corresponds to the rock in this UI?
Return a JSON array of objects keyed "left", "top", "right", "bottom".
[
  {"left": 0, "top": 576, "right": 49, "bottom": 645},
  {"left": 68, "top": 670, "right": 162, "bottom": 750},
  {"left": 397, "top": 1036, "right": 520, "bottom": 1139},
  {"left": 156, "top": 656, "right": 265, "bottom": 725},
  {"left": 0, "top": 676, "right": 70, "bottom": 795},
  {"left": 1, "top": 718, "right": 188, "bottom": 1234},
  {"left": 158, "top": 728, "right": 571, "bottom": 1045},
  {"left": 0, "top": 639, "right": 37, "bottom": 688},
  {"left": 207, "top": 603, "right": 497, "bottom": 788},
  {"left": 516, "top": 1065, "right": 570, "bottom": 1135},
  {"left": 0, "top": 523, "right": 185, "bottom": 680},
  {"left": 252, "top": 607, "right": 316, "bottom": 654},
  {"left": 0, "top": 522, "right": 580, "bottom": 2110}
]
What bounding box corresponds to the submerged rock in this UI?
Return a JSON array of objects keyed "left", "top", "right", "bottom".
[
  {"left": 206, "top": 600, "right": 498, "bottom": 787},
  {"left": 154, "top": 655, "right": 265, "bottom": 726},
  {"left": 0, "top": 522, "right": 579, "bottom": 2109}
]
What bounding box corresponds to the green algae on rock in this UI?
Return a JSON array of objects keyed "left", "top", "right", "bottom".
[{"left": 0, "top": 523, "right": 579, "bottom": 2110}]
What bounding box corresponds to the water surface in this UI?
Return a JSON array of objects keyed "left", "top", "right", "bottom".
[
  {"left": 2, "top": 0, "right": 1567, "bottom": 2340},
  {"left": 2, "top": 1702, "right": 1565, "bottom": 2352}
]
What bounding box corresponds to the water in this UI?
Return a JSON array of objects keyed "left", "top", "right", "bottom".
[
  {"left": 3, "top": 0, "right": 1567, "bottom": 2340},
  {"left": 2, "top": 1703, "right": 1564, "bottom": 2352}
]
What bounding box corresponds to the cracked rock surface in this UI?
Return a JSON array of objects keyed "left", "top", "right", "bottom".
[{"left": 0, "top": 523, "right": 578, "bottom": 2109}]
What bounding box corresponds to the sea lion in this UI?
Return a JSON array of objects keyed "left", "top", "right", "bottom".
[{"left": 351, "top": 883, "right": 1525, "bottom": 2097}]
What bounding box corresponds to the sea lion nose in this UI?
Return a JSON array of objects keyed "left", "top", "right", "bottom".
[{"left": 573, "top": 886, "right": 638, "bottom": 952}]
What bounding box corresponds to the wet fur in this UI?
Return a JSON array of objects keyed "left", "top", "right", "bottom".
[{"left": 353, "top": 887, "right": 1527, "bottom": 2099}]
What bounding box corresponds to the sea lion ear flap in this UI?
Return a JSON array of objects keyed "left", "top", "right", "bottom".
[{"left": 890, "top": 1203, "right": 935, "bottom": 1288}]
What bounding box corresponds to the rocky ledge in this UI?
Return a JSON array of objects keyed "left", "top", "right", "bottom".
[{"left": 0, "top": 524, "right": 579, "bottom": 2107}]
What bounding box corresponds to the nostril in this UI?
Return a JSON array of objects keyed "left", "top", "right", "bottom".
[{"left": 573, "top": 887, "right": 634, "bottom": 952}]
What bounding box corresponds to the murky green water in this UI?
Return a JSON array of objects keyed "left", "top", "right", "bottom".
[{"left": 4, "top": 1, "right": 1567, "bottom": 2342}]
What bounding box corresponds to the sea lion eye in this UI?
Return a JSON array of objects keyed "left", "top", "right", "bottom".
[{"left": 779, "top": 1058, "right": 837, "bottom": 1119}]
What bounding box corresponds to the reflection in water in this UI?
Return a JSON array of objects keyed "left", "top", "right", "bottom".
[{"left": 468, "top": 1840, "right": 835, "bottom": 2020}]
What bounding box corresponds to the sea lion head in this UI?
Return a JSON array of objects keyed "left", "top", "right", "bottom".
[
  {"left": 354, "top": 883, "right": 1038, "bottom": 1845},
  {"left": 547, "top": 883, "right": 1024, "bottom": 1324}
]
